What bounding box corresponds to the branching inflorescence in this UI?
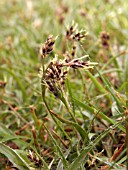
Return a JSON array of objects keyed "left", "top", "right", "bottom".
[{"left": 39, "top": 22, "right": 97, "bottom": 99}]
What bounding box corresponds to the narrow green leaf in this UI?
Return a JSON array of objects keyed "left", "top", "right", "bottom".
[
  {"left": 0, "top": 67, "right": 26, "bottom": 100},
  {"left": 86, "top": 71, "right": 107, "bottom": 94},
  {"left": 73, "top": 98, "right": 125, "bottom": 132},
  {"left": 124, "top": 56, "right": 128, "bottom": 98},
  {"left": 50, "top": 110, "right": 89, "bottom": 141},
  {"left": 100, "top": 51, "right": 126, "bottom": 72},
  {"left": 69, "top": 122, "right": 122, "bottom": 170},
  {"left": 0, "top": 143, "right": 33, "bottom": 170},
  {"left": 0, "top": 123, "right": 14, "bottom": 138},
  {"left": 100, "top": 76, "right": 124, "bottom": 112},
  {"left": 44, "top": 125, "right": 69, "bottom": 169}
]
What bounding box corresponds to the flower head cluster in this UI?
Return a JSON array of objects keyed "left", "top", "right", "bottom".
[
  {"left": 55, "top": 4, "right": 68, "bottom": 24},
  {"left": 66, "top": 21, "right": 88, "bottom": 42},
  {"left": 39, "top": 35, "right": 57, "bottom": 59},
  {"left": 41, "top": 58, "right": 68, "bottom": 98},
  {"left": 64, "top": 57, "right": 95, "bottom": 69},
  {"left": 46, "top": 61, "right": 67, "bottom": 84},
  {"left": 40, "top": 53, "right": 97, "bottom": 98},
  {"left": 100, "top": 31, "right": 110, "bottom": 50},
  {"left": 39, "top": 23, "right": 97, "bottom": 99}
]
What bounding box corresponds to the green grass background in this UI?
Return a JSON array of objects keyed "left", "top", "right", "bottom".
[{"left": 0, "top": 0, "right": 128, "bottom": 169}]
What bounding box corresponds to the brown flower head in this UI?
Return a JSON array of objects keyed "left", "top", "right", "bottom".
[
  {"left": 39, "top": 35, "right": 57, "bottom": 59},
  {"left": 66, "top": 21, "right": 88, "bottom": 42},
  {"left": 100, "top": 31, "right": 110, "bottom": 50}
]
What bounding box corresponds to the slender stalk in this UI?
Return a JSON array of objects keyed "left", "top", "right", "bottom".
[
  {"left": 78, "top": 69, "right": 89, "bottom": 100},
  {"left": 44, "top": 125, "right": 69, "bottom": 169},
  {"left": 60, "top": 88, "right": 77, "bottom": 123},
  {"left": 109, "top": 47, "right": 122, "bottom": 81},
  {"left": 62, "top": 94, "right": 77, "bottom": 123},
  {"left": 42, "top": 58, "right": 45, "bottom": 76},
  {"left": 43, "top": 97, "right": 72, "bottom": 144}
]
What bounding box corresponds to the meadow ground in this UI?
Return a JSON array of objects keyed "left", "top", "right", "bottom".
[{"left": 0, "top": 0, "right": 128, "bottom": 169}]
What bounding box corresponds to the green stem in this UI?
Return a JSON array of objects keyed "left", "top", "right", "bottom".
[
  {"left": 61, "top": 94, "right": 77, "bottom": 123},
  {"left": 57, "top": 84, "right": 77, "bottom": 123},
  {"left": 43, "top": 97, "right": 72, "bottom": 143},
  {"left": 78, "top": 70, "right": 89, "bottom": 100},
  {"left": 44, "top": 125, "right": 69, "bottom": 169}
]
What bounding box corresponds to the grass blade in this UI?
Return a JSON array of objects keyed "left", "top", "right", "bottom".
[
  {"left": 50, "top": 110, "right": 89, "bottom": 142},
  {"left": 0, "top": 143, "right": 33, "bottom": 170},
  {"left": 73, "top": 97, "right": 125, "bottom": 132},
  {"left": 44, "top": 125, "right": 69, "bottom": 169},
  {"left": 69, "top": 122, "right": 122, "bottom": 170}
]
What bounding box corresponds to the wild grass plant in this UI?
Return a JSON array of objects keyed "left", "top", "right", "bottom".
[{"left": 0, "top": 0, "right": 128, "bottom": 169}]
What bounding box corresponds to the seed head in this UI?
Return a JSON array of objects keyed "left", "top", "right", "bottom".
[
  {"left": 55, "top": 5, "right": 68, "bottom": 24},
  {"left": 39, "top": 35, "right": 57, "bottom": 59},
  {"left": 41, "top": 59, "right": 68, "bottom": 98},
  {"left": 39, "top": 24, "right": 97, "bottom": 100},
  {"left": 63, "top": 55, "right": 97, "bottom": 69},
  {"left": 100, "top": 31, "right": 110, "bottom": 50},
  {"left": 71, "top": 44, "right": 76, "bottom": 57},
  {"left": 66, "top": 21, "right": 87, "bottom": 42}
]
